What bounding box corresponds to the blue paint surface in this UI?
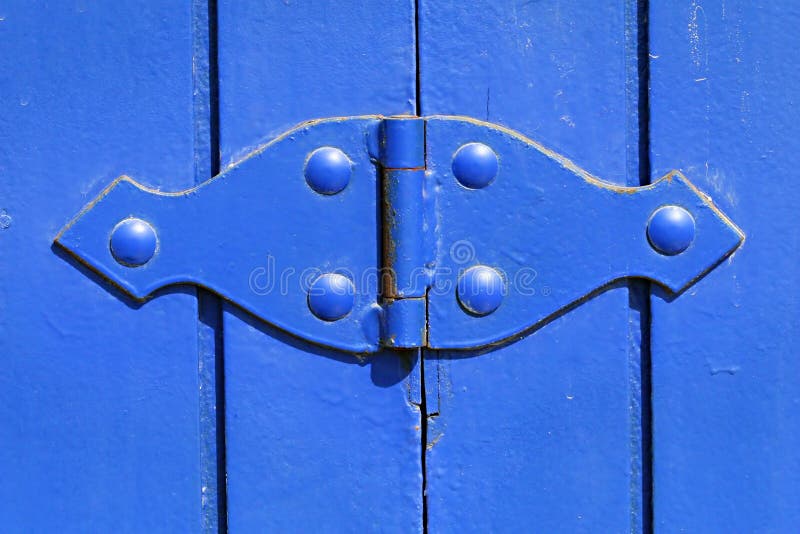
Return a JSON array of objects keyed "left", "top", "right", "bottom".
[
  {"left": 55, "top": 116, "right": 740, "bottom": 351},
  {"left": 649, "top": 1, "right": 800, "bottom": 531},
  {"left": 4, "top": 0, "right": 794, "bottom": 531},
  {"left": 0, "top": 1, "right": 202, "bottom": 530},
  {"left": 424, "top": 118, "right": 741, "bottom": 349},
  {"left": 419, "top": 1, "right": 651, "bottom": 531},
  {"left": 217, "top": 1, "right": 423, "bottom": 531},
  {"left": 55, "top": 119, "right": 386, "bottom": 352},
  {"left": 380, "top": 117, "right": 426, "bottom": 169}
]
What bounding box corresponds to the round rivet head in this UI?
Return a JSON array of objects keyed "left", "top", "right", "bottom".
[
  {"left": 308, "top": 273, "right": 355, "bottom": 321},
  {"left": 110, "top": 218, "right": 157, "bottom": 267},
  {"left": 304, "top": 147, "right": 352, "bottom": 195},
  {"left": 457, "top": 265, "right": 505, "bottom": 316},
  {"left": 647, "top": 205, "right": 696, "bottom": 255},
  {"left": 452, "top": 142, "right": 498, "bottom": 189}
]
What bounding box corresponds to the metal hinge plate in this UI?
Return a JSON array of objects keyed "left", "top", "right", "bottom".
[{"left": 55, "top": 116, "right": 744, "bottom": 353}]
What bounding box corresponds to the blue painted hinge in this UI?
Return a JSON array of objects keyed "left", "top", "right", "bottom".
[
  {"left": 379, "top": 117, "right": 428, "bottom": 349},
  {"left": 54, "top": 116, "right": 744, "bottom": 353}
]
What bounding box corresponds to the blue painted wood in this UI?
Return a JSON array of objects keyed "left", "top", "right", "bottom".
[
  {"left": 0, "top": 2, "right": 203, "bottom": 530},
  {"left": 418, "top": 1, "right": 650, "bottom": 530},
  {"left": 217, "top": 1, "right": 423, "bottom": 530},
  {"left": 649, "top": 1, "right": 800, "bottom": 530}
]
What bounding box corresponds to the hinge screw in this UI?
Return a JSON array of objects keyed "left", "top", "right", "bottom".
[
  {"left": 304, "top": 147, "right": 352, "bottom": 195},
  {"left": 307, "top": 273, "right": 355, "bottom": 321},
  {"left": 452, "top": 142, "right": 498, "bottom": 189},
  {"left": 647, "top": 205, "right": 695, "bottom": 255},
  {"left": 457, "top": 265, "right": 505, "bottom": 316},
  {"left": 109, "top": 217, "right": 157, "bottom": 267}
]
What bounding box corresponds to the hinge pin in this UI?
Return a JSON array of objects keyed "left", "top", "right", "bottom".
[{"left": 379, "top": 117, "right": 427, "bottom": 348}]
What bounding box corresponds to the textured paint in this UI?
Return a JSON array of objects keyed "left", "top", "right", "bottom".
[
  {"left": 424, "top": 117, "right": 742, "bottom": 348},
  {"left": 217, "top": 1, "right": 423, "bottom": 530},
  {"left": 2, "top": 1, "right": 793, "bottom": 531},
  {"left": 0, "top": 2, "right": 201, "bottom": 530},
  {"left": 649, "top": 1, "right": 800, "bottom": 530},
  {"left": 54, "top": 114, "right": 741, "bottom": 351},
  {"left": 418, "top": 1, "right": 649, "bottom": 530},
  {"left": 55, "top": 119, "right": 387, "bottom": 352}
]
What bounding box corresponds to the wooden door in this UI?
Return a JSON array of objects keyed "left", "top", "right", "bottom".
[{"left": 2, "top": 1, "right": 796, "bottom": 532}]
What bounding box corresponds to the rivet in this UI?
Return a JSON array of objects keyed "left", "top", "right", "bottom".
[
  {"left": 308, "top": 273, "right": 355, "bottom": 321},
  {"left": 647, "top": 205, "right": 696, "bottom": 255},
  {"left": 304, "top": 147, "right": 352, "bottom": 195},
  {"left": 110, "top": 218, "right": 158, "bottom": 267},
  {"left": 452, "top": 142, "right": 498, "bottom": 189},
  {"left": 457, "top": 265, "right": 505, "bottom": 316}
]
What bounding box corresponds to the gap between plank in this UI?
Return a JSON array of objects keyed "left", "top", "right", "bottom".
[
  {"left": 413, "top": 1, "right": 430, "bottom": 532},
  {"left": 194, "top": 0, "right": 226, "bottom": 531},
  {"left": 626, "top": 0, "right": 653, "bottom": 532}
]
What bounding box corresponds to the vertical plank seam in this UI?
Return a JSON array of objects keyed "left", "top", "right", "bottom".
[
  {"left": 626, "top": 0, "right": 653, "bottom": 532},
  {"left": 194, "top": 0, "right": 226, "bottom": 531},
  {"left": 414, "top": 1, "right": 429, "bottom": 532},
  {"left": 638, "top": 1, "right": 654, "bottom": 531}
]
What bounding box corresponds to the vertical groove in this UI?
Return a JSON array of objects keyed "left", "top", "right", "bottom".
[
  {"left": 209, "top": 0, "right": 227, "bottom": 531},
  {"left": 637, "top": 0, "right": 651, "bottom": 188},
  {"left": 413, "top": 1, "right": 428, "bottom": 532},
  {"left": 625, "top": 0, "right": 652, "bottom": 532},
  {"left": 414, "top": 0, "right": 422, "bottom": 118},
  {"left": 194, "top": 0, "right": 225, "bottom": 531},
  {"left": 419, "top": 349, "right": 429, "bottom": 533},
  {"left": 207, "top": 0, "right": 221, "bottom": 181},
  {"left": 638, "top": 1, "right": 654, "bottom": 531},
  {"left": 627, "top": 0, "right": 653, "bottom": 532}
]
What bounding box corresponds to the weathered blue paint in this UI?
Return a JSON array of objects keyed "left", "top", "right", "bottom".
[
  {"left": 380, "top": 117, "right": 426, "bottom": 170},
  {"left": 55, "top": 115, "right": 740, "bottom": 352},
  {"left": 649, "top": 1, "right": 800, "bottom": 531},
  {"left": 424, "top": 117, "right": 742, "bottom": 348},
  {"left": 419, "top": 1, "right": 652, "bottom": 531},
  {"left": 382, "top": 297, "right": 427, "bottom": 348},
  {"left": 4, "top": 0, "right": 795, "bottom": 531},
  {"left": 381, "top": 117, "right": 427, "bottom": 302},
  {"left": 0, "top": 1, "right": 202, "bottom": 530},
  {"left": 217, "top": 1, "right": 423, "bottom": 531},
  {"left": 384, "top": 168, "right": 427, "bottom": 298},
  {"left": 55, "top": 119, "right": 384, "bottom": 353}
]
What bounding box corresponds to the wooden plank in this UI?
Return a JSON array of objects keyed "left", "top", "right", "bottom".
[
  {"left": 649, "top": 1, "right": 800, "bottom": 529},
  {"left": 0, "top": 2, "right": 202, "bottom": 530},
  {"left": 216, "top": 2, "right": 422, "bottom": 530},
  {"left": 418, "top": 1, "right": 647, "bottom": 530}
]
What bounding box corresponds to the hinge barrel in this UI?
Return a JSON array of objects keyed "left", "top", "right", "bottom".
[
  {"left": 379, "top": 117, "right": 427, "bottom": 348},
  {"left": 383, "top": 169, "right": 426, "bottom": 298}
]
